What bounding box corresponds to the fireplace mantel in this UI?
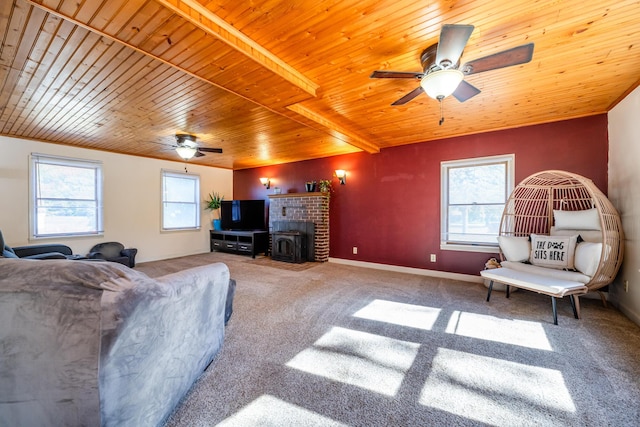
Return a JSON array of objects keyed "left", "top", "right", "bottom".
[{"left": 268, "top": 192, "right": 326, "bottom": 199}]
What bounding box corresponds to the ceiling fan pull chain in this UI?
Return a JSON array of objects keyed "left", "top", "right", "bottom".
[{"left": 438, "top": 96, "right": 445, "bottom": 125}]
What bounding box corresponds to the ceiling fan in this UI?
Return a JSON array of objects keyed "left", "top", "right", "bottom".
[
  {"left": 174, "top": 134, "right": 223, "bottom": 160},
  {"left": 370, "top": 24, "right": 534, "bottom": 123}
]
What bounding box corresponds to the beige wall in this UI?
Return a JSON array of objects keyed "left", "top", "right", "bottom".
[
  {"left": 0, "top": 135, "right": 232, "bottom": 263},
  {"left": 608, "top": 85, "right": 640, "bottom": 326}
]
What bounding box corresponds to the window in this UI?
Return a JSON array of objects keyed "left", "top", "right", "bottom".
[
  {"left": 441, "top": 154, "right": 514, "bottom": 252},
  {"left": 162, "top": 170, "right": 200, "bottom": 231},
  {"left": 30, "top": 153, "right": 103, "bottom": 238}
]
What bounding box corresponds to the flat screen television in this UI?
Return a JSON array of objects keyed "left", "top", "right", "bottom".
[{"left": 220, "top": 199, "right": 266, "bottom": 231}]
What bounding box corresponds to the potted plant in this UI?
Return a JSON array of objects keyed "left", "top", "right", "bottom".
[
  {"left": 318, "top": 179, "right": 332, "bottom": 194},
  {"left": 205, "top": 192, "right": 223, "bottom": 230}
]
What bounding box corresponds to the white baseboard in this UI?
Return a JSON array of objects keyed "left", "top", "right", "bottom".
[
  {"left": 327, "top": 257, "right": 483, "bottom": 284},
  {"left": 137, "top": 249, "right": 210, "bottom": 264},
  {"left": 618, "top": 302, "right": 640, "bottom": 326}
]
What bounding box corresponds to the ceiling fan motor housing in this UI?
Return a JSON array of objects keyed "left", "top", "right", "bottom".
[
  {"left": 176, "top": 134, "right": 198, "bottom": 148},
  {"left": 421, "top": 43, "right": 460, "bottom": 74}
]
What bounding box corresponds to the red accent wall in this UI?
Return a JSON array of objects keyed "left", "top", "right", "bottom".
[{"left": 233, "top": 115, "right": 609, "bottom": 276}]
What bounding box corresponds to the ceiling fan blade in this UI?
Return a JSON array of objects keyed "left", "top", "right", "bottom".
[
  {"left": 436, "top": 24, "right": 475, "bottom": 67},
  {"left": 452, "top": 80, "right": 481, "bottom": 102},
  {"left": 391, "top": 86, "right": 424, "bottom": 106},
  {"left": 194, "top": 150, "right": 205, "bottom": 157},
  {"left": 461, "top": 43, "right": 534, "bottom": 75},
  {"left": 370, "top": 70, "right": 423, "bottom": 79},
  {"left": 199, "top": 147, "right": 223, "bottom": 153}
]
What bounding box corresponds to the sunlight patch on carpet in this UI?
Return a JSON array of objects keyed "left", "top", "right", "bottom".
[
  {"left": 217, "top": 395, "right": 348, "bottom": 427},
  {"left": 352, "top": 299, "right": 441, "bottom": 330},
  {"left": 420, "top": 348, "right": 576, "bottom": 426},
  {"left": 445, "top": 311, "right": 553, "bottom": 350},
  {"left": 286, "top": 326, "right": 420, "bottom": 396}
]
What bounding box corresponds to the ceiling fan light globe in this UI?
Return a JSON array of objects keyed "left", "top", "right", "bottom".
[
  {"left": 176, "top": 146, "right": 197, "bottom": 160},
  {"left": 420, "top": 69, "right": 464, "bottom": 99}
]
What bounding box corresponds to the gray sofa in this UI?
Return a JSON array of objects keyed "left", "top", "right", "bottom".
[{"left": 0, "top": 258, "right": 232, "bottom": 427}]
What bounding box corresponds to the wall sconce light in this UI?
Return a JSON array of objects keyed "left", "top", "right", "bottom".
[
  {"left": 259, "top": 177, "right": 271, "bottom": 189},
  {"left": 335, "top": 169, "right": 347, "bottom": 185}
]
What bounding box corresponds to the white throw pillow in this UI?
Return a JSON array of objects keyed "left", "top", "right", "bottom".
[
  {"left": 574, "top": 242, "right": 602, "bottom": 277},
  {"left": 553, "top": 208, "right": 601, "bottom": 231},
  {"left": 497, "top": 236, "right": 531, "bottom": 262},
  {"left": 530, "top": 233, "right": 578, "bottom": 270}
]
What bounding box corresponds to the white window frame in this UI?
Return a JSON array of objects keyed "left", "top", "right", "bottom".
[
  {"left": 30, "top": 153, "right": 104, "bottom": 239},
  {"left": 440, "top": 154, "right": 515, "bottom": 253},
  {"left": 161, "top": 169, "right": 201, "bottom": 231}
]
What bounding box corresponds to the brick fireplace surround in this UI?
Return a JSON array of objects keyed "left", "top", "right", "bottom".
[{"left": 267, "top": 192, "right": 329, "bottom": 262}]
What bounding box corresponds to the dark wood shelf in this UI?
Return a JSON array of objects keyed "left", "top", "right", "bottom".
[{"left": 210, "top": 230, "right": 269, "bottom": 258}]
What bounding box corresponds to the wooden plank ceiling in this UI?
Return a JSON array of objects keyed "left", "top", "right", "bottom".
[{"left": 1, "top": 0, "right": 639, "bottom": 169}]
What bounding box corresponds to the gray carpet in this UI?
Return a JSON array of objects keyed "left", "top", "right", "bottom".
[{"left": 136, "top": 252, "right": 640, "bottom": 426}]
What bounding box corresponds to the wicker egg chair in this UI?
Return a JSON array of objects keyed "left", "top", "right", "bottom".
[{"left": 499, "top": 170, "right": 624, "bottom": 295}]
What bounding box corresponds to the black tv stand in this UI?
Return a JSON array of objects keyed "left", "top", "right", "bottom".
[{"left": 210, "top": 230, "right": 268, "bottom": 258}]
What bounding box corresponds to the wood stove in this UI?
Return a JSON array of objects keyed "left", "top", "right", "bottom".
[
  {"left": 271, "top": 231, "right": 306, "bottom": 263},
  {"left": 271, "top": 220, "right": 315, "bottom": 263}
]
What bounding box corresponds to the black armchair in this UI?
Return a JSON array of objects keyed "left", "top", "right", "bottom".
[
  {"left": 88, "top": 242, "right": 137, "bottom": 267},
  {"left": 12, "top": 243, "right": 75, "bottom": 260},
  {"left": 1, "top": 229, "right": 81, "bottom": 259},
  {"left": 1, "top": 229, "right": 19, "bottom": 258}
]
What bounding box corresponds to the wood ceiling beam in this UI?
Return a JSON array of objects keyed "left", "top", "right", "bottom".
[
  {"left": 158, "top": 1, "right": 382, "bottom": 153},
  {"left": 156, "top": 0, "right": 319, "bottom": 97},
  {"left": 288, "top": 104, "right": 380, "bottom": 154}
]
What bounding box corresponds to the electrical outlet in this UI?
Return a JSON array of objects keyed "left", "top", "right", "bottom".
[
  {"left": 624, "top": 280, "right": 629, "bottom": 292},
  {"left": 430, "top": 254, "right": 436, "bottom": 262},
  {"left": 353, "top": 247, "right": 358, "bottom": 254}
]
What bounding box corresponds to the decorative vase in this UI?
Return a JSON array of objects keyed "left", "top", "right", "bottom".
[
  {"left": 213, "top": 219, "right": 222, "bottom": 230},
  {"left": 305, "top": 182, "right": 316, "bottom": 192}
]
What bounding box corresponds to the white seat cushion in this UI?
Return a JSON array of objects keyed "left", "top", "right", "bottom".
[
  {"left": 481, "top": 266, "right": 588, "bottom": 297},
  {"left": 500, "top": 261, "right": 591, "bottom": 284}
]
